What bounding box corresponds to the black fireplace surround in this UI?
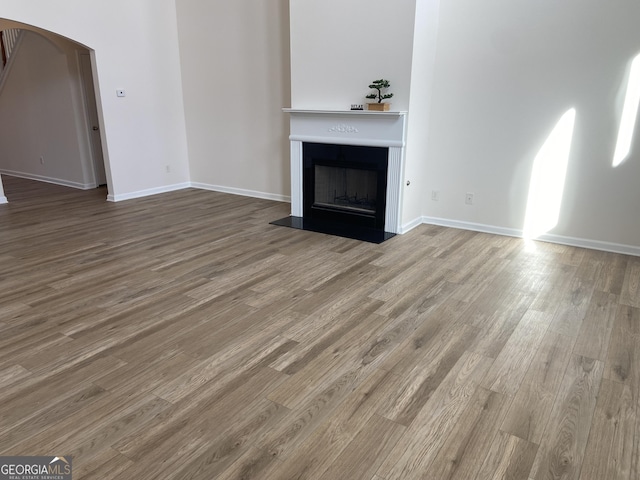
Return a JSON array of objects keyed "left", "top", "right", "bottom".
[
  {"left": 271, "top": 142, "right": 396, "bottom": 243},
  {"left": 303, "top": 142, "right": 387, "bottom": 229}
]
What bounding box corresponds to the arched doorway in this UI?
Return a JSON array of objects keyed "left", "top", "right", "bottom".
[{"left": 0, "top": 19, "right": 109, "bottom": 201}]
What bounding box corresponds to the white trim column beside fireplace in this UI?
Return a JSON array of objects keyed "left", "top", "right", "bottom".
[{"left": 284, "top": 109, "right": 408, "bottom": 234}]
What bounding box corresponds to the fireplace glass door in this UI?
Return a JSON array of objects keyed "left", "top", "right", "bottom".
[{"left": 314, "top": 165, "right": 378, "bottom": 215}]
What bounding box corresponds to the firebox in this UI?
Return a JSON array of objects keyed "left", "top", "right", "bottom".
[{"left": 303, "top": 142, "right": 388, "bottom": 230}]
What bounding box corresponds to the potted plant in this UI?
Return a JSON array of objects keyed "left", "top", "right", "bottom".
[{"left": 366, "top": 79, "right": 393, "bottom": 111}]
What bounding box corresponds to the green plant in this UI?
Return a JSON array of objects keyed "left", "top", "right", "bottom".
[{"left": 365, "top": 79, "right": 394, "bottom": 103}]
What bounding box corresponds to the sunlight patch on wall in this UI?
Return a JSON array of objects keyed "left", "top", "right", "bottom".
[
  {"left": 523, "top": 109, "right": 576, "bottom": 240},
  {"left": 613, "top": 53, "right": 640, "bottom": 167}
]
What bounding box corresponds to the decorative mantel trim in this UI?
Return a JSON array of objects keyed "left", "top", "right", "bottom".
[
  {"left": 284, "top": 109, "right": 408, "bottom": 234},
  {"left": 328, "top": 124, "right": 359, "bottom": 134}
]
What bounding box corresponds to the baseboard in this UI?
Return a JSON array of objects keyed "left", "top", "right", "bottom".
[
  {"left": 422, "top": 216, "right": 522, "bottom": 238},
  {"left": 0, "top": 195, "right": 7, "bottom": 204},
  {"left": 2, "top": 173, "right": 288, "bottom": 206},
  {"left": 534, "top": 232, "right": 640, "bottom": 257},
  {"left": 400, "top": 216, "right": 424, "bottom": 234},
  {"left": 0, "top": 170, "right": 95, "bottom": 190},
  {"left": 106, "top": 181, "right": 290, "bottom": 203},
  {"left": 107, "top": 182, "right": 191, "bottom": 202},
  {"left": 422, "top": 216, "right": 640, "bottom": 257},
  {"left": 191, "top": 182, "right": 291, "bottom": 203}
]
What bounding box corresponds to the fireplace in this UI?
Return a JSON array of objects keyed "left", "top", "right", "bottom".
[
  {"left": 272, "top": 110, "right": 407, "bottom": 243},
  {"left": 304, "top": 143, "right": 388, "bottom": 230}
]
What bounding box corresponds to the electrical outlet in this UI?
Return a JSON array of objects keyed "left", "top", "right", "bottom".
[
  {"left": 39, "top": 156, "right": 44, "bottom": 165},
  {"left": 165, "top": 165, "right": 171, "bottom": 173},
  {"left": 431, "top": 190, "right": 439, "bottom": 201},
  {"left": 465, "top": 192, "right": 474, "bottom": 205}
]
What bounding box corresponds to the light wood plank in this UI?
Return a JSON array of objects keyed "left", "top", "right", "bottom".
[
  {"left": 573, "top": 290, "right": 618, "bottom": 361},
  {"left": 262, "top": 368, "right": 403, "bottom": 480},
  {"left": 266, "top": 312, "right": 390, "bottom": 409},
  {"left": 0, "top": 365, "right": 32, "bottom": 389},
  {"left": 171, "top": 399, "right": 290, "bottom": 480},
  {"left": 72, "top": 448, "right": 135, "bottom": 480},
  {"left": 474, "top": 431, "right": 538, "bottom": 480},
  {"left": 216, "top": 446, "right": 283, "bottom": 480},
  {"left": 579, "top": 378, "right": 636, "bottom": 480},
  {"left": 529, "top": 355, "right": 604, "bottom": 480},
  {"left": 548, "top": 274, "right": 594, "bottom": 338},
  {"left": 426, "top": 387, "right": 511, "bottom": 480},
  {"left": 604, "top": 304, "right": 640, "bottom": 386},
  {"left": 379, "top": 323, "right": 480, "bottom": 426},
  {"left": 112, "top": 369, "right": 289, "bottom": 479},
  {"left": 317, "top": 414, "right": 405, "bottom": 480},
  {"left": 377, "top": 295, "right": 469, "bottom": 374},
  {"left": 258, "top": 367, "right": 378, "bottom": 461},
  {"left": 620, "top": 257, "right": 640, "bottom": 307},
  {"left": 480, "top": 310, "right": 552, "bottom": 396},
  {"left": 591, "top": 250, "right": 627, "bottom": 295},
  {"left": 376, "top": 352, "right": 494, "bottom": 479},
  {"left": 500, "top": 331, "right": 574, "bottom": 444}
]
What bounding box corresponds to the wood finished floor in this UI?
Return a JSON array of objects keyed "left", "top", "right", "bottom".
[{"left": 0, "top": 175, "right": 639, "bottom": 480}]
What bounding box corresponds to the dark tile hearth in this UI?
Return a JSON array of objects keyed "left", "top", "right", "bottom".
[{"left": 270, "top": 216, "right": 396, "bottom": 244}]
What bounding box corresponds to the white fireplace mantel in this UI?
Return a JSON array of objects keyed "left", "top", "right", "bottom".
[{"left": 284, "top": 108, "right": 408, "bottom": 234}]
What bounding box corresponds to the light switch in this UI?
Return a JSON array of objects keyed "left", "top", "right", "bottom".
[{"left": 116, "top": 89, "right": 126, "bottom": 97}]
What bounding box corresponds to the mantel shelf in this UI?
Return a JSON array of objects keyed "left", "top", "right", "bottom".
[{"left": 283, "top": 108, "right": 407, "bottom": 117}]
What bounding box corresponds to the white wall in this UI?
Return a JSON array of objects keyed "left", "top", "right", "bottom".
[
  {"left": 289, "top": 0, "right": 416, "bottom": 111},
  {"left": 0, "top": 30, "right": 94, "bottom": 189},
  {"left": 0, "top": 0, "right": 190, "bottom": 200},
  {"left": 424, "top": 0, "right": 640, "bottom": 251},
  {"left": 175, "top": 0, "right": 291, "bottom": 200},
  {"left": 401, "top": 0, "right": 441, "bottom": 228}
]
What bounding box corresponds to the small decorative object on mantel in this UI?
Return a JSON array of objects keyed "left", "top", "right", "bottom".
[
  {"left": 350, "top": 104, "right": 364, "bottom": 111},
  {"left": 366, "top": 79, "right": 393, "bottom": 111}
]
